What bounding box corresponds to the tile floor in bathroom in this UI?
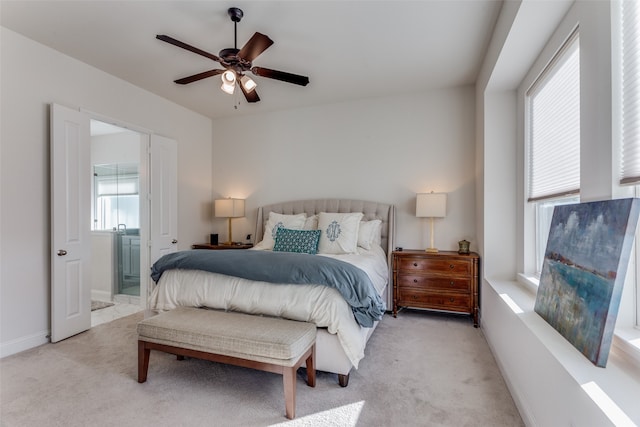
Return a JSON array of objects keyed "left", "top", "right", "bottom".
[{"left": 91, "top": 302, "right": 143, "bottom": 327}]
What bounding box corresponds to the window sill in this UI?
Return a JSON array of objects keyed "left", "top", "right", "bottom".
[
  {"left": 516, "top": 273, "right": 640, "bottom": 367},
  {"left": 488, "top": 278, "right": 640, "bottom": 424}
]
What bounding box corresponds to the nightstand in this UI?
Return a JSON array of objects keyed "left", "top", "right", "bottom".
[
  {"left": 392, "top": 250, "right": 480, "bottom": 327},
  {"left": 192, "top": 243, "right": 253, "bottom": 250}
]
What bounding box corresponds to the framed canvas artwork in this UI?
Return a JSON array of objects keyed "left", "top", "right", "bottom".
[{"left": 534, "top": 198, "right": 640, "bottom": 367}]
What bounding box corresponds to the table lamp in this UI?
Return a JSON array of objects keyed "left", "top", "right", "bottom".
[
  {"left": 214, "top": 198, "right": 245, "bottom": 245},
  {"left": 416, "top": 192, "right": 447, "bottom": 253}
]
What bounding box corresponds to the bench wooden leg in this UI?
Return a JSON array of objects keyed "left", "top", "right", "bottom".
[
  {"left": 283, "top": 367, "right": 296, "bottom": 419},
  {"left": 306, "top": 344, "right": 316, "bottom": 387},
  {"left": 138, "top": 340, "right": 150, "bottom": 383}
]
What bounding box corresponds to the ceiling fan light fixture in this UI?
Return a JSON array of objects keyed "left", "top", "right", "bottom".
[
  {"left": 157, "top": 7, "right": 309, "bottom": 104},
  {"left": 220, "top": 70, "right": 236, "bottom": 94},
  {"left": 240, "top": 75, "right": 257, "bottom": 92}
]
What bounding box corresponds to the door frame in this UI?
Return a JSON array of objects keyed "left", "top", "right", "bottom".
[{"left": 86, "top": 111, "right": 152, "bottom": 308}]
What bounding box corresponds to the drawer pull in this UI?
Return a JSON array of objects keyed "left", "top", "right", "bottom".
[
  {"left": 449, "top": 264, "right": 455, "bottom": 269},
  {"left": 449, "top": 297, "right": 455, "bottom": 302},
  {"left": 413, "top": 262, "right": 418, "bottom": 267},
  {"left": 414, "top": 279, "right": 418, "bottom": 283},
  {"left": 450, "top": 281, "right": 455, "bottom": 286}
]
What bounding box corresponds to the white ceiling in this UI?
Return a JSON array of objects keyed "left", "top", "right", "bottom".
[{"left": 0, "top": 0, "right": 502, "bottom": 119}]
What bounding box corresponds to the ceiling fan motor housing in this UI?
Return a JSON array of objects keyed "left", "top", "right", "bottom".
[
  {"left": 228, "top": 7, "right": 243, "bottom": 22},
  {"left": 218, "top": 48, "right": 252, "bottom": 75}
]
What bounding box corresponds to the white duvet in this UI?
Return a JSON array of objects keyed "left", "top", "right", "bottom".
[{"left": 148, "top": 245, "right": 389, "bottom": 368}]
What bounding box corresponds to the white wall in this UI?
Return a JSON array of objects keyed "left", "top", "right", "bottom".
[
  {"left": 478, "top": 1, "right": 640, "bottom": 425},
  {"left": 90, "top": 231, "right": 114, "bottom": 301},
  {"left": 211, "top": 88, "right": 478, "bottom": 251},
  {"left": 0, "top": 27, "right": 213, "bottom": 356}
]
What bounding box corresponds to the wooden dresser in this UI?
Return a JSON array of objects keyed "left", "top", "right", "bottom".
[{"left": 392, "top": 250, "right": 480, "bottom": 327}]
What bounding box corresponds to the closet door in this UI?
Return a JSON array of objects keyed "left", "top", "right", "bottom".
[{"left": 50, "top": 104, "right": 91, "bottom": 342}]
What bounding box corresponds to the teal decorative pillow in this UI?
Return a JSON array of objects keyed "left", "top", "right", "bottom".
[{"left": 273, "top": 228, "right": 321, "bottom": 255}]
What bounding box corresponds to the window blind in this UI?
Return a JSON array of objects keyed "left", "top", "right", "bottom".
[
  {"left": 527, "top": 31, "right": 580, "bottom": 202},
  {"left": 96, "top": 176, "right": 139, "bottom": 196},
  {"left": 621, "top": 0, "right": 640, "bottom": 184}
]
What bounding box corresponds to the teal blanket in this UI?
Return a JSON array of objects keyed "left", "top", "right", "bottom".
[{"left": 151, "top": 250, "right": 385, "bottom": 327}]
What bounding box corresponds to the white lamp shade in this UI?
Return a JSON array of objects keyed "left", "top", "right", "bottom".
[
  {"left": 215, "top": 198, "right": 245, "bottom": 218},
  {"left": 416, "top": 193, "right": 447, "bottom": 218},
  {"left": 240, "top": 75, "right": 257, "bottom": 92},
  {"left": 221, "top": 70, "right": 236, "bottom": 85},
  {"left": 221, "top": 71, "right": 236, "bottom": 94}
]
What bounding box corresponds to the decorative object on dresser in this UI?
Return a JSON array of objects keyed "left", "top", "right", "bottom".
[
  {"left": 214, "top": 198, "right": 245, "bottom": 244},
  {"left": 458, "top": 239, "right": 470, "bottom": 255},
  {"left": 393, "top": 250, "right": 480, "bottom": 327},
  {"left": 416, "top": 192, "right": 447, "bottom": 253},
  {"left": 192, "top": 243, "right": 253, "bottom": 250}
]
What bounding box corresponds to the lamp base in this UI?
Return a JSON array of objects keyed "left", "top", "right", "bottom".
[{"left": 425, "top": 247, "right": 439, "bottom": 253}]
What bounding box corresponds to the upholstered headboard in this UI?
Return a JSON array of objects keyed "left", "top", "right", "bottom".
[
  {"left": 255, "top": 198, "right": 395, "bottom": 261},
  {"left": 256, "top": 199, "right": 396, "bottom": 310}
]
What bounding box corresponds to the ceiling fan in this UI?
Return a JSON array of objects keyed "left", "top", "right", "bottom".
[{"left": 156, "top": 7, "right": 310, "bottom": 104}]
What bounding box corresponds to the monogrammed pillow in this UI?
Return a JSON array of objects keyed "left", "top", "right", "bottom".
[
  {"left": 317, "top": 212, "right": 363, "bottom": 254},
  {"left": 260, "top": 212, "right": 306, "bottom": 250}
]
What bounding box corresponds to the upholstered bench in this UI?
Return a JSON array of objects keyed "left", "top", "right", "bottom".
[{"left": 137, "top": 307, "right": 317, "bottom": 419}]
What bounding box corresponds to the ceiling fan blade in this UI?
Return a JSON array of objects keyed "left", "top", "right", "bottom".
[
  {"left": 251, "top": 67, "right": 310, "bottom": 86},
  {"left": 239, "top": 83, "right": 260, "bottom": 103},
  {"left": 174, "top": 69, "right": 225, "bottom": 85},
  {"left": 156, "top": 35, "right": 221, "bottom": 63},
  {"left": 237, "top": 32, "right": 274, "bottom": 62}
]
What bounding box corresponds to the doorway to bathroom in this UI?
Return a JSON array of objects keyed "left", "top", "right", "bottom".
[
  {"left": 51, "top": 104, "right": 178, "bottom": 341},
  {"left": 90, "top": 120, "right": 144, "bottom": 311}
]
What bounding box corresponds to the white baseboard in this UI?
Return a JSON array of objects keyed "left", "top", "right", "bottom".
[{"left": 0, "top": 329, "right": 49, "bottom": 358}]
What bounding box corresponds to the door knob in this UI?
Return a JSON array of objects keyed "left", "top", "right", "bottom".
[
  {"left": 57, "top": 249, "right": 67, "bottom": 256},
  {"left": 171, "top": 239, "right": 178, "bottom": 244}
]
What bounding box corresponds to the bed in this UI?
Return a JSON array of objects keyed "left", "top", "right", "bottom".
[{"left": 148, "top": 198, "right": 395, "bottom": 386}]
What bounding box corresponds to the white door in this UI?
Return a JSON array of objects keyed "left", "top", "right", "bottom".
[
  {"left": 149, "top": 135, "right": 178, "bottom": 266},
  {"left": 51, "top": 104, "right": 91, "bottom": 342}
]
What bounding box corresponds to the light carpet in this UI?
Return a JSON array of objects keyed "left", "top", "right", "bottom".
[{"left": 0, "top": 310, "right": 523, "bottom": 427}]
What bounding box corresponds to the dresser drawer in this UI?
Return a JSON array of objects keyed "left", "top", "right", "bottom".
[
  {"left": 392, "top": 250, "right": 480, "bottom": 326},
  {"left": 397, "top": 275, "right": 471, "bottom": 292},
  {"left": 397, "top": 288, "right": 472, "bottom": 312},
  {"left": 398, "top": 258, "right": 470, "bottom": 275}
]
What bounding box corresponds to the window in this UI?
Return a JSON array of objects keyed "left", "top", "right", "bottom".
[
  {"left": 535, "top": 196, "right": 580, "bottom": 274},
  {"left": 621, "top": 0, "right": 640, "bottom": 185},
  {"left": 527, "top": 30, "right": 580, "bottom": 274},
  {"left": 92, "top": 163, "right": 139, "bottom": 231},
  {"left": 621, "top": 0, "right": 640, "bottom": 327}
]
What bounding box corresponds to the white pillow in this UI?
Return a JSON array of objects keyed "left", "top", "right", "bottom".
[
  {"left": 358, "top": 219, "right": 382, "bottom": 250},
  {"left": 261, "top": 212, "right": 306, "bottom": 249},
  {"left": 303, "top": 214, "right": 318, "bottom": 230},
  {"left": 317, "top": 212, "right": 364, "bottom": 254}
]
